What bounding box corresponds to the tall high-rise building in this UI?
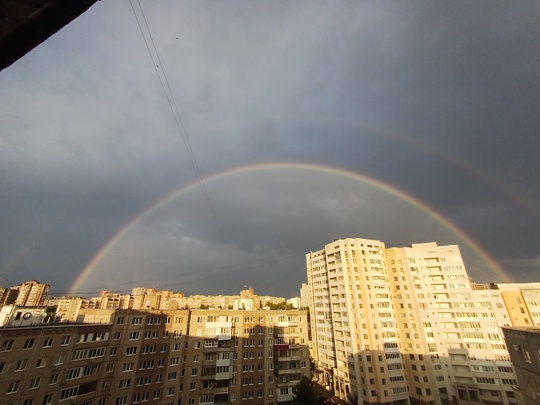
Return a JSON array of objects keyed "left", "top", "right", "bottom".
[
  {"left": 307, "top": 238, "right": 408, "bottom": 405},
  {"left": 307, "top": 238, "right": 519, "bottom": 405}
]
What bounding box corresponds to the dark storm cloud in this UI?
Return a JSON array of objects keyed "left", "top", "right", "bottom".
[{"left": 1, "top": 1, "right": 539, "bottom": 297}]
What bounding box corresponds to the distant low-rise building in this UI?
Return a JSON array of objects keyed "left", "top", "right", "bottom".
[{"left": 300, "top": 283, "right": 311, "bottom": 309}]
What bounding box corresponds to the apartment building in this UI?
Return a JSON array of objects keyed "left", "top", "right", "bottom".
[
  {"left": 16, "top": 280, "right": 50, "bottom": 306},
  {"left": 0, "top": 322, "right": 114, "bottom": 405},
  {"left": 502, "top": 326, "right": 540, "bottom": 405},
  {"left": 307, "top": 238, "right": 409, "bottom": 405},
  {"left": 177, "top": 309, "right": 310, "bottom": 405},
  {"left": 495, "top": 284, "right": 540, "bottom": 327},
  {"left": 307, "top": 238, "right": 520, "bottom": 405},
  {"left": 0, "top": 308, "right": 309, "bottom": 405},
  {"left": 386, "top": 242, "right": 516, "bottom": 405},
  {"left": 0, "top": 280, "right": 50, "bottom": 307}
]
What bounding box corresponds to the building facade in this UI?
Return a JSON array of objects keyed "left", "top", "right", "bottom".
[
  {"left": 0, "top": 308, "right": 309, "bottom": 405},
  {"left": 502, "top": 326, "right": 540, "bottom": 405},
  {"left": 307, "top": 238, "right": 520, "bottom": 405}
]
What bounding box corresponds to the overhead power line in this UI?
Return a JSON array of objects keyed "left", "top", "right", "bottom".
[{"left": 128, "top": 0, "right": 224, "bottom": 243}]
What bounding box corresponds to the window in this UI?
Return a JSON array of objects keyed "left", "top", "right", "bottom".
[
  {"left": 126, "top": 347, "right": 137, "bottom": 356},
  {"left": 43, "top": 337, "right": 54, "bottom": 347},
  {"left": 132, "top": 317, "right": 143, "bottom": 325},
  {"left": 7, "top": 380, "right": 20, "bottom": 393},
  {"left": 49, "top": 373, "right": 59, "bottom": 384},
  {"left": 60, "top": 386, "right": 79, "bottom": 400},
  {"left": 119, "top": 379, "right": 131, "bottom": 389},
  {"left": 115, "top": 397, "right": 128, "bottom": 405},
  {"left": 30, "top": 376, "right": 41, "bottom": 389},
  {"left": 23, "top": 338, "right": 36, "bottom": 349},
  {"left": 42, "top": 394, "right": 54, "bottom": 405},
  {"left": 15, "top": 358, "right": 28, "bottom": 371},
  {"left": 36, "top": 356, "right": 47, "bottom": 368},
  {"left": 192, "top": 368, "right": 198, "bottom": 376},
  {"left": 67, "top": 367, "right": 82, "bottom": 380},
  {"left": 61, "top": 336, "right": 71, "bottom": 346},
  {"left": 200, "top": 394, "right": 214, "bottom": 404},
  {"left": 1, "top": 339, "right": 14, "bottom": 351}
]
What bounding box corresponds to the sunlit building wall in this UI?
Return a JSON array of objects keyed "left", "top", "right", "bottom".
[
  {"left": 300, "top": 283, "right": 311, "bottom": 309},
  {"left": 307, "top": 238, "right": 409, "bottom": 405},
  {"left": 520, "top": 288, "right": 540, "bottom": 327},
  {"left": 386, "top": 242, "right": 517, "bottom": 405},
  {"left": 496, "top": 283, "right": 540, "bottom": 327},
  {"left": 13, "top": 280, "right": 49, "bottom": 307},
  {"left": 54, "top": 297, "right": 83, "bottom": 321},
  {"left": 308, "top": 239, "right": 521, "bottom": 405}
]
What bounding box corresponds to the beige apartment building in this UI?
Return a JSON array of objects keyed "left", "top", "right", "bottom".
[
  {"left": 307, "top": 238, "right": 409, "bottom": 405},
  {"left": 385, "top": 242, "right": 516, "bottom": 405},
  {"left": 6, "top": 280, "right": 50, "bottom": 307},
  {"left": 307, "top": 238, "right": 520, "bottom": 405},
  {"left": 495, "top": 283, "right": 540, "bottom": 327},
  {"left": 0, "top": 308, "right": 309, "bottom": 405}
]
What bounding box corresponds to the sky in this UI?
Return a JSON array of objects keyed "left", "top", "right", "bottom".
[{"left": 1, "top": 1, "right": 539, "bottom": 298}]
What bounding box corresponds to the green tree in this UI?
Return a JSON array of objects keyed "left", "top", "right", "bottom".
[
  {"left": 310, "top": 356, "right": 318, "bottom": 379},
  {"left": 293, "top": 376, "right": 322, "bottom": 404}
]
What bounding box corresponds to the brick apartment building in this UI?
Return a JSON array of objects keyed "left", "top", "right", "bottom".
[{"left": 0, "top": 308, "right": 309, "bottom": 405}]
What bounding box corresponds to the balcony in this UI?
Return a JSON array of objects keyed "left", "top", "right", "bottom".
[
  {"left": 277, "top": 367, "right": 301, "bottom": 375},
  {"left": 209, "top": 385, "right": 229, "bottom": 395},
  {"left": 277, "top": 355, "right": 300, "bottom": 362}
]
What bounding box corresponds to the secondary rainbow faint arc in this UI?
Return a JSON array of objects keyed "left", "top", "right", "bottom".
[{"left": 69, "top": 162, "right": 509, "bottom": 294}]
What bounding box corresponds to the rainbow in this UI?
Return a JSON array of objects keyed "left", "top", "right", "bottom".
[{"left": 69, "top": 162, "right": 509, "bottom": 294}]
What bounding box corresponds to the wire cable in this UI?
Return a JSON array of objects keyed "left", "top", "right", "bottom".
[{"left": 129, "top": 0, "right": 224, "bottom": 242}]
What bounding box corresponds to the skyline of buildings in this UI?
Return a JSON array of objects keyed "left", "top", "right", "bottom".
[
  {"left": 1, "top": 237, "right": 540, "bottom": 404},
  {"left": 0, "top": 307, "right": 310, "bottom": 405}
]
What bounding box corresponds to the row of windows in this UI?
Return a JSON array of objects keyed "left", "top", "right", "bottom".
[{"left": 1, "top": 335, "right": 71, "bottom": 351}]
